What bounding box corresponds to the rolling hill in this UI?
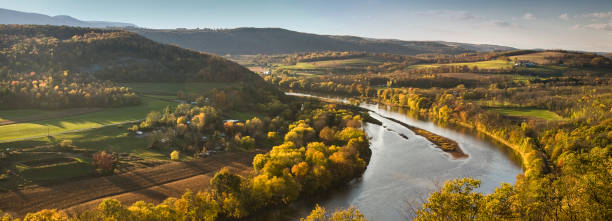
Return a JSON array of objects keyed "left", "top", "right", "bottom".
[
  {"left": 0, "top": 8, "right": 136, "bottom": 28},
  {"left": 0, "top": 25, "right": 261, "bottom": 83},
  {"left": 129, "top": 27, "right": 513, "bottom": 56}
]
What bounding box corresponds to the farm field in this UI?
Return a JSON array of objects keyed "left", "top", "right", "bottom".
[
  {"left": 0, "top": 150, "right": 261, "bottom": 217},
  {"left": 488, "top": 107, "right": 564, "bottom": 121},
  {"left": 0, "top": 81, "right": 257, "bottom": 192},
  {"left": 277, "top": 57, "right": 385, "bottom": 75},
  {"left": 0, "top": 82, "right": 240, "bottom": 142},
  {"left": 408, "top": 59, "right": 513, "bottom": 69},
  {"left": 0, "top": 97, "right": 174, "bottom": 142},
  {"left": 0, "top": 82, "right": 247, "bottom": 191},
  {"left": 0, "top": 108, "right": 91, "bottom": 122}
]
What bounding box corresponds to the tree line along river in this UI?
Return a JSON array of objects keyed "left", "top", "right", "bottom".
[{"left": 250, "top": 92, "right": 523, "bottom": 221}]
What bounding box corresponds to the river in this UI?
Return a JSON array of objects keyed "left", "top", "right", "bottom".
[{"left": 250, "top": 92, "right": 523, "bottom": 220}]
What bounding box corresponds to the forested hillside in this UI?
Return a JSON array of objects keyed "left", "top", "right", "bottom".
[
  {"left": 0, "top": 71, "right": 139, "bottom": 109},
  {"left": 130, "top": 27, "right": 476, "bottom": 55},
  {"left": 0, "top": 25, "right": 262, "bottom": 83}
]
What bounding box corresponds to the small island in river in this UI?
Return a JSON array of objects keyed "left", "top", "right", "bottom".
[{"left": 379, "top": 115, "right": 468, "bottom": 159}]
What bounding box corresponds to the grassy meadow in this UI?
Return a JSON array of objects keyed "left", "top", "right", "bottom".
[
  {"left": 488, "top": 107, "right": 564, "bottom": 121},
  {"left": 277, "top": 57, "right": 385, "bottom": 75},
  {"left": 0, "top": 97, "right": 174, "bottom": 142},
  {"left": 408, "top": 59, "right": 514, "bottom": 70},
  {"left": 0, "top": 82, "right": 237, "bottom": 190}
]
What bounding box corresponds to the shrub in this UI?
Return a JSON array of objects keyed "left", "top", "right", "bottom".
[
  {"left": 59, "top": 139, "right": 73, "bottom": 149},
  {"left": 128, "top": 125, "right": 139, "bottom": 133},
  {"left": 93, "top": 151, "right": 115, "bottom": 175},
  {"left": 171, "top": 150, "right": 180, "bottom": 160},
  {"left": 235, "top": 135, "right": 255, "bottom": 150}
]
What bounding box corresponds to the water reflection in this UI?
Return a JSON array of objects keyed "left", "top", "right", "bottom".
[{"left": 249, "top": 92, "right": 523, "bottom": 221}]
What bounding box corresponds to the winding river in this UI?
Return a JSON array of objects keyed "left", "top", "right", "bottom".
[{"left": 251, "top": 92, "right": 523, "bottom": 220}]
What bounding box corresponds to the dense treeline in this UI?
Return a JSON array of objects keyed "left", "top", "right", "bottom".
[
  {"left": 270, "top": 71, "right": 612, "bottom": 219},
  {"left": 0, "top": 71, "right": 139, "bottom": 109},
  {"left": 414, "top": 49, "right": 533, "bottom": 63},
  {"left": 274, "top": 51, "right": 422, "bottom": 65},
  {"left": 0, "top": 25, "right": 262, "bottom": 84},
  {"left": 0, "top": 101, "right": 371, "bottom": 220}
]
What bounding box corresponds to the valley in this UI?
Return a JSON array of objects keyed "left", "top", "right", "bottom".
[{"left": 0, "top": 6, "right": 610, "bottom": 219}]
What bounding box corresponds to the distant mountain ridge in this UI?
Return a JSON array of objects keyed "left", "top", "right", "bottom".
[
  {"left": 436, "top": 41, "right": 516, "bottom": 53},
  {"left": 0, "top": 8, "right": 136, "bottom": 28},
  {"left": 130, "top": 27, "right": 515, "bottom": 56},
  {"left": 0, "top": 8, "right": 516, "bottom": 55}
]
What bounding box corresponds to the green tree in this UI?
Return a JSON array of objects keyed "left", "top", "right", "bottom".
[{"left": 416, "top": 178, "right": 483, "bottom": 221}]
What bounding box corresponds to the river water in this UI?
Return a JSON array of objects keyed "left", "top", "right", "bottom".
[{"left": 250, "top": 92, "right": 523, "bottom": 220}]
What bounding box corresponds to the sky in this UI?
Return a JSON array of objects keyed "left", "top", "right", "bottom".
[{"left": 2, "top": 0, "right": 612, "bottom": 52}]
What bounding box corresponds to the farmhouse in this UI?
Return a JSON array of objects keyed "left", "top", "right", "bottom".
[{"left": 514, "top": 60, "right": 536, "bottom": 67}]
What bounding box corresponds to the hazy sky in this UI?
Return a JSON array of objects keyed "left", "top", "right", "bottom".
[{"left": 2, "top": 0, "right": 612, "bottom": 52}]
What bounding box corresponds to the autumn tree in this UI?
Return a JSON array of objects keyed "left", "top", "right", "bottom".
[{"left": 93, "top": 151, "right": 116, "bottom": 175}]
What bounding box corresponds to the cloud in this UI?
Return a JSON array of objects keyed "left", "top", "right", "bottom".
[
  {"left": 416, "top": 10, "right": 481, "bottom": 20},
  {"left": 488, "top": 20, "right": 521, "bottom": 28},
  {"left": 522, "top": 13, "right": 536, "bottom": 20},
  {"left": 582, "top": 12, "right": 612, "bottom": 19},
  {"left": 573, "top": 22, "right": 612, "bottom": 31},
  {"left": 559, "top": 13, "right": 569, "bottom": 21}
]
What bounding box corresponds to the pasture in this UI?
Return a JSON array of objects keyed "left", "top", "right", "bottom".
[
  {"left": 0, "top": 97, "right": 174, "bottom": 142},
  {"left": 408, "top": 59, "right": 513, "bottom": 70},
  {"left": 277, "top": 56, "right": 385, "bottom": 75},
  {"left": 488, "top": 107, "right": 564, "bottom": 121},
  {"left": 0, "top": 82, "right": 240, "bottom": 190}
]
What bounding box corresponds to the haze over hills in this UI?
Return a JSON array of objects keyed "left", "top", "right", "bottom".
[
  {"left": 0, "top": 8, "right": 517, "bottom": 56},
  {"left": 129, "top": 27, "right": 516, "bottom": 56},
  {"left": 0, "top": 8, "right": 136, "bottom": 28}
]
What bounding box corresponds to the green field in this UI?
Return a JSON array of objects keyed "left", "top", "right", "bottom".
[
  {"left": 1, "top": 82, "right": 239, "bottom": 142},
  {"left": 277, "top": 57, "right": 385, "bottom": 75},
  {"left": 0, "top": 124, "right": 186, "bottom": 191},
  {"left": 0, "top": 97, "right": 174, "bottom": 142},
  {"left": 488, "top": 107, "right": 564, "bottom": 121},
  {"left": 0, "top": 109, "right": 70, "bottom": 122},
  {"left": 0, "top": 82, "right": 232, "bottom": 190},
  {"left": 408, "top": 60, "right": 513, "bottom": 70},
  {"left": 124, "top": 82, "right": 238, "bottom": 95},
  {"left": 1, "top": 125, "right": 173, "bottom": 159}
]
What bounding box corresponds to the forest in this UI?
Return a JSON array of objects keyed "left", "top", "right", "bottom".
[
  {"left": 0, "top": 25, "right": 261, "bottom": 83},
  {"left": 0, "top": 71, "right": 140, "bottom": 109},
  {"left": 258, "top": 50, "right": 612, "bottom": 220}
]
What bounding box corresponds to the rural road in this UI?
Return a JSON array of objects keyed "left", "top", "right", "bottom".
[{"left": 0, "top": 150, "right": 263, "bottom": 217}]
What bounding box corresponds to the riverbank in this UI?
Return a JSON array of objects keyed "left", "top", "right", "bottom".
[
  {"left": 373, "top": 98, "right": 528, "bottom": 168},
  {"left": 380, "top": 115, "right": 467, "bottom": 158},
  {"left": 371, "top": 97, "right": 530, "bottom": 170},
  {"left": 291, "top": 92, "right": 467, "bottom": 159}
]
